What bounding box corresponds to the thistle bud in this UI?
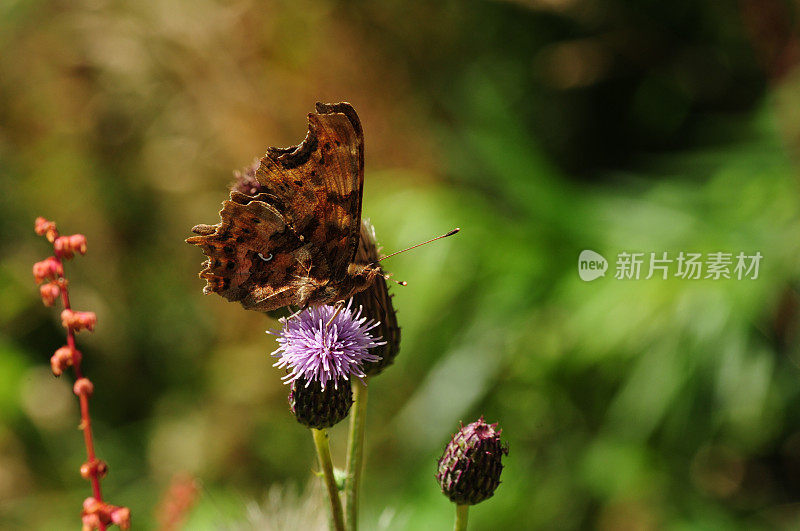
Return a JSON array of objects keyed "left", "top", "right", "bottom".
[
  {"left": 436, "top": 417, "right": 508, "bottom": 505},
  {"left": 353, "top": 220, "right": 400, "bottom": 377},
  {"left": 289, "top": 377, "right": 353, "bottom": 429}
]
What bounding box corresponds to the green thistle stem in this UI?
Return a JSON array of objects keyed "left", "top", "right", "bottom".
[
  {"left": 312, "top": 428, "right": 345, "bottom": 531},
  {"left": 344, "top": 378, "right": 368, "bottom": 530},
  {"left": 454, "top": 504, "right": 469, "bottom": 531}
]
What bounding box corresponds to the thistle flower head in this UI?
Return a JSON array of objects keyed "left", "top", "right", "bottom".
[
  {"left": 436, "top": 417, "right": 509, "bottom": 505},
  {"left": 270, "top": 301, "right": 384, "bottom": 390},
  {"left": 231, "top": 159, "right": 263, "bottom": 196}
]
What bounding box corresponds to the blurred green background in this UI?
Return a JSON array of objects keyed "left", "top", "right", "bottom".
[{"left": 3, "top": 0, "right": 800, "bottom": 529}]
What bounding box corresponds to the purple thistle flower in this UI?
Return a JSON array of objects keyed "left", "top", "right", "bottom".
[{"left": 270, "top": 301, "right": 384, "bottom": 390}]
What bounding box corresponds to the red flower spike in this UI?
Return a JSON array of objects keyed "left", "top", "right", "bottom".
[
  {"left": 60, "top": 309, "right": 74, "bottom": 329},
  {"left": 50, "top": 356, "right": 66, "bottom": 377},
  {"left": 35, "top": 218, "right": 128, "bottom": 527},
  {"left": 55, "top": 234, "right": 88, "bottom": 259},
  {"left": 72, "top": 234, "right": 88, "bottom": 254},
  {"left": 33, "top": 257, "right": 63, "bottom": 284},
  {"left": 51, "top": 346, "right": 80, "bottom": 376},
  {"left": 83, "top": 497, "right": 101, "bottom": 512},
  {"left": 81, "top": 498, "right": 132, "bottom": 531},
  {"left": 81, "top": 498, "right": 110, "bottom": 530},
  {"left": 61, "top": 309, "right": 97, "bottom": 332},
  {"left": 81, "top": 458, "right": 109, "bottom": 480},
  {"left": 81, "top": 497, "right": 104, "bottom": 529},
  {"left": 156, "top": 473, "right": 200, "bottom": 531},
  {"left": 110, "top": 506, "right": 131, "bottom": 530},
  {"left": 74, "top": 378, "right": 94, "bottom": 397},
  {"left": 35, "top": 217, "right": 58, "bottom": 242},
  {"left": 39, "top": 282, "right": 61, "bottom": 306},
  {"left": 82, "top": 512, "right": 102, "bottom": 531}
]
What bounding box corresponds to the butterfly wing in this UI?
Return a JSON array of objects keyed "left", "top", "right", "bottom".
[
  {"left": 187, "top": 191, "right": 303, "bottom": 310},
  {"left": 187, "top": 103, "right": 366, "bottom": 311},
  {"left": 253, "top": 102, "right": 364, "bottom": 281}
]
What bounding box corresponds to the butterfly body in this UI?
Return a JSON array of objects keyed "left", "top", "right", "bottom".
[{"left": 187, "top": 102, "right": 381, "bottom": 311}]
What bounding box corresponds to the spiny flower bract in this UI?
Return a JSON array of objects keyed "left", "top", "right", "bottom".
[
  {"left": 436, "top": 417, "right": 509, "bottom": 505},
  {"left": 270, "top": 301, "right": 384, "bottom": 390},
  {"left": 289, "top": 376, "right": 353, "bottom": 429}
]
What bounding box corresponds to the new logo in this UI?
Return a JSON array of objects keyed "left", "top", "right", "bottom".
[{"left": 578, "top": 250, "right": 608, "bottom": 281}]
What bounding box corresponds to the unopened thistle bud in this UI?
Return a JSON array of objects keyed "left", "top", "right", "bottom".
[
  {"left": 289, "top": 377, "right": 353, "bottom": 429},
  {"left": 353, "top": 220, "right": 401, "bottom": 377},
  {"left": 436, "top": 417, "right": 508, "bottom": 505}
]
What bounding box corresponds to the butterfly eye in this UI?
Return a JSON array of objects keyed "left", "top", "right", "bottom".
[{"left": 258, "top": 252, "right": 273, "bottom": 262}]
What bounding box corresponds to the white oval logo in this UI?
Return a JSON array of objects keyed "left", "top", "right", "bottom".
[{"left": 578, "top": 250, "right": 607, "bottom": 281}]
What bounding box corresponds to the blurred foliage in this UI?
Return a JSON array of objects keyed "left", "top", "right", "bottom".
[{"left": 2, "top": 0, "right": 800, "bottom": 529}]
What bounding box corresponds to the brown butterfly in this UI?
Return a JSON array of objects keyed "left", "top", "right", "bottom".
[{"left": 187, "top": 102, "right": 382, "bottom": 311}]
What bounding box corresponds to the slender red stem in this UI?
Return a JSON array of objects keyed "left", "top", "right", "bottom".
[{"left": 53, "top": 232, "right": 106, "bottom": 528}]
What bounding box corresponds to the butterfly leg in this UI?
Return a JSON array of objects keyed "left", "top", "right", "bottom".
[
  {"left": 294, "top": 277, "right": 319, "bottom": 310},
  {"left": 324, "top": 300, "right": 346, "bottom": 329}
]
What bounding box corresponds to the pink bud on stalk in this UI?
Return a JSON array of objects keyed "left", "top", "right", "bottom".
[
  {"left": 33, "top": 256, "right": 63, "bottom": 284},
  {"left": 34, "top": 216, "right": 57, "bottom": 242},
  {"left": 61, "top": 309, "right": 97, "bottom": 332},
  {"left": 39, "top": 282, "right": 61, "bottom": 306},
  {"left": 55, "top": 233, "right": 88, "bottom": 259},
  {"left": 81, "top": 459, "right": 109, "bottom": 480},
  {"left": 51, "top": 346, "right": 81, "bottom": 376},
  {"left": 81, "top": 498, "right": 131, "bottom": 531},
  {"left": 74, "top": 378, "right": 94, "bottom": 398},
  {"left": 34, "top": 217, "right": 129, "bottom": 529}
]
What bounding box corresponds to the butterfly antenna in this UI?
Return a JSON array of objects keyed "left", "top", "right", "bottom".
[
  {"left": 375, "top": 228, "right": 460, "bottom": 263},
  {"left": 384, "top": 274, "right": 408, "bottom": 287}
]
